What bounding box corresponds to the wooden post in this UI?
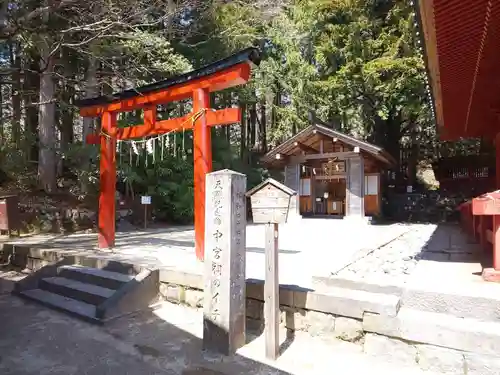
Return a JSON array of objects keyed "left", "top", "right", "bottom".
[
  {"left": 493, "top": 134, "right": 500, "bottom": 271},
  {"left": 496, "top": 133, "right": 500, "bottom": 189},
  {"left": 98, "top": 112, "right": 117, "bottom": 249},
  {"left": 245, "top": 177, "right": 296, "bottom": 358},
  {"left": 265, "top": 222, "right": 279, "bottom": 360},
  {"left": 203, "top": 169, "right": 246, "bottom": 355},
  {"left": 193, "top": 88, "right": 212, "bottom": 261},
  {"left": 345, "top": 156, "right": 365, "bottom": 218}
]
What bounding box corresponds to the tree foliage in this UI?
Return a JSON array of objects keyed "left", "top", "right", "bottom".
[{"left": 0, "top": 0, "right": 481, "bottom": 224}]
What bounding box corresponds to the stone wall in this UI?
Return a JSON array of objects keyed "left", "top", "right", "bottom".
[
  {"left": 159, "top": 281, "right": 364, "bottom": 342},
  {"left": 159, "top": 276, "right": 500, "bottom": 375}
]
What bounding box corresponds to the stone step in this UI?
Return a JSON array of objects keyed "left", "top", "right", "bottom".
[
  {"left": 58, "top": 265, "right": 133, "bottom": 290},
  {"left": 304, "top": 286, "right": 402, "bottom": 319},
  {"left": 17, "top": 289, "right": 99, "bottom": 323},
  {"left": 363, "top": 307, "right": 500, "bottom": 356},
  {"left": 14, "top": 261, "right": 159, "bottom": 324},
  {"left": 313, "top": 276, "right": 403, "bottom": 296},
  {"left": 39, "top": 277, "right": 115, "bottom": 305},
  {"left": 401, "top": 283, "right": 500, "bottom": 322}
]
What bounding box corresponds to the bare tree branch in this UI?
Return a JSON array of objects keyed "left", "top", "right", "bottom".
[{"left": 0, "top": 0, "right": 80, "bottom": 39}]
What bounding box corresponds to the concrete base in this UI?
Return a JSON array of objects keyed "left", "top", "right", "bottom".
[{"left": 482, "top": 268, "right": 500, "bottom": 282}]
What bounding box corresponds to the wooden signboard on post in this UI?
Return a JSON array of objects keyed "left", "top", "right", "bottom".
[
  {"left": 141, "top": 195, "right": 151, "bottom": 229},
  {"left": 246, "top": 178, "right": 296, "bottom": 360}
]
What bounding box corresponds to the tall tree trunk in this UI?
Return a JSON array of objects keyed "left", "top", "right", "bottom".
[
  {"left": 240, "top": 102, "right": 247, "bottom": 160},
  {"left": 0, "top": 84, "right": 3, "bottom": 146},
  {"left": 408, "top": 122, "right": 419, "bottom": 187},
  {"left": 0, "top": 84, "right": 5, "bottom": 147},
  {"left": 271, "top": 83, "right": 281, "bottom": 135},
  {"left": 249, "top": 101, "right": 257, "bottom": 151},
  {"left": 259, "top": 98, "right": 267, "bottom": 153},
  {"left": 24, "top": 56, "right": 40, "bottom": 162},
  {"left": 79, "top": 54, "right": 98, "bottom": 193},
  {"left": 59, "top": 87, "right": 74, "bottom": 177},
  {"left": 9, "top": 41, "right": 21, "bottom": 147},
  {"left": 38, "top": 41, "right": 57, "bottom": 193},
  {"left": 82, "top": 55, "right": 98, "bottom": 141},
  {"left": 166, "top": 0, "right": 176, "bottom": 38},
  {"left": 384, "top": 113, "right": 403, "bottom": 178},
  {"left": 60, "top": 49, "right": 75, "bottom": 150}
]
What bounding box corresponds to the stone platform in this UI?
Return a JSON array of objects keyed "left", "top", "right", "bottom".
[
  {"left": 4, "top": 220, "right": 500, "bottom": 374},
  {"left": 0, "top": 218, "right": 410, "bottom": 289}
]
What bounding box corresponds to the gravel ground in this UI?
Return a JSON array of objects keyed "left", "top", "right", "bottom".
[{"left": 335, "top": 224, "right": 441, "bottom": 283}]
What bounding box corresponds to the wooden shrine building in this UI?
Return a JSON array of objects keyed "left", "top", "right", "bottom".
[{"left": 261, "top": 124, "right": 395, "bottom": 220}]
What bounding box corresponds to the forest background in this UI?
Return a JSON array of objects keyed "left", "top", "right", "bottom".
[{"left": 0, "top": 0, "right": 486, "bottom": 225}]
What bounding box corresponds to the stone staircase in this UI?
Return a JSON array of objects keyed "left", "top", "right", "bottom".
[{"left": 14, "top": 263, "right": 159, "bottom": 324}]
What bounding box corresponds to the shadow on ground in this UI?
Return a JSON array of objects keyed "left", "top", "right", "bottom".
[
  {"left": 1, "top": 225, "right": 301, "bottom": 257},
  {"left": 0, "top": 291, "right": 292, "bottom": 375},
  {"left": 413, "top": 223, "right": 488, "bottom": 266}
]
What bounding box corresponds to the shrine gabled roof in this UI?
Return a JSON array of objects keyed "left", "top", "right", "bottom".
[
  {"left": 261, "top": 124, "right": 396, "bottom": 166},
  {"left": 245, "top": 178, "right": 297, "bottom": 198},
  {"left": 417, "top": 0, "right": 500, "bottom": 140},
  {"left": 75, "top": 47, "right": 261, "bottom": 108}
]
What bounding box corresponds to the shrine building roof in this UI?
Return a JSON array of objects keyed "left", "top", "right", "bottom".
[
  {"left": 416, "top": 0, "right": 500, "bottom": 140},
  {"left": 261, "top": 124, "right": 396, "bottom": 167}
]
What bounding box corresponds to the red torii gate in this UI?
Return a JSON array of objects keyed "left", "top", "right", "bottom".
[{"left": 76, "top": 48, "right": 261, "bottom": 260}]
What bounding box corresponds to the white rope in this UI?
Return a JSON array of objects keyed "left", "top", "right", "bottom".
[
  {"left": 99, "top": 108, "right": 213, "bottom": 166},
  {"left": 99, "top": 108, "right": 212, "bottom": 144}
]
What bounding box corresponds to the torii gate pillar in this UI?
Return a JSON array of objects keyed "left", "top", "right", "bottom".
[{"left": 193, "top": 88, "right": 212, "bottom": 260}]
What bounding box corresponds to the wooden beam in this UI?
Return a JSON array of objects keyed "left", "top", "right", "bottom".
[
  {"left": 80, "top": 63, "right": 251, "bottom": 117},
  {"left": 299, "top": 151, "right": 358, "bottom": 161},
  {"left": 294, "top": 141, "right": 318, "bottom": 154},
  {"left": 315, "top": 132, "right": 340, "bottom": 144},
  {"left": 85, "top": 108, "right": 241, "bottom": 144}
]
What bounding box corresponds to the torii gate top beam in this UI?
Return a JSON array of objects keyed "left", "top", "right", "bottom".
[{"left": 76, "top": 47, "right": 261, "bottom": 117}]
